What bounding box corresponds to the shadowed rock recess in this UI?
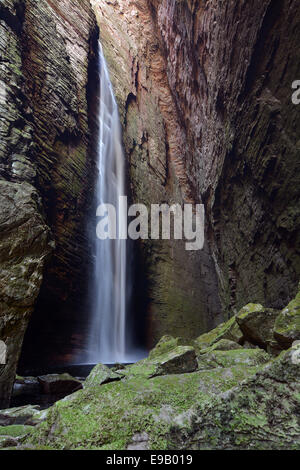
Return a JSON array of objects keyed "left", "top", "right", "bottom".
[{"left": 0, "top": 0, "right": 299, "bottom": 450}]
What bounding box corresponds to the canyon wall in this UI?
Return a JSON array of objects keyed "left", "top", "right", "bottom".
[
  {"left": 92, "top": 0, "right": 300, "bottom": 343},
  {"left": 0, "top": 0, "right": 97, "bottom": 406},
  {"left": 150, "top": 0, "right": 300, "bottom": 312}
]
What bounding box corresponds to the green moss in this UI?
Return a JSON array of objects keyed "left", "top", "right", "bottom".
[
  {"left": 197, "top": 349, "right": 270, "bottom": 370},
  {"left": 237, "top": 303, "right": 264, "bottom": 319},
  {"left": 149, "top": 336, "right": 182, "bottom": 360},
  {"left": 198, "top": 339, "right": 242, "bottom": 355},
  {"left": 24, "top": 363, "right": 259, "bottom": 450},
  {"left": 0, "top": 425, "right": 32, "bottom": 438}
]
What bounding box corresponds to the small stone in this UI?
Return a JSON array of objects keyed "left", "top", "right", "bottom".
[
  {"left": 0, "top": 405, "right": 41, "bottom": 426},
  {"left": 37, "top": 373, "right": 82, "bottom": 396}
]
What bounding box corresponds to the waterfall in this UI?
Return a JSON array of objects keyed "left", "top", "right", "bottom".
[{"left": 86, "top": 43, "right": 144, "bottom": 365}]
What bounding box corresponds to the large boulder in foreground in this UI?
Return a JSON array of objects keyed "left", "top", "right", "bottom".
[
  {"left": 20, "top": 363, "right": 261, "bottom": 450},
  {"left": 274, "top": 285, "right": 300, "bottom": 348},
  {"left": 179, "top": 344, "right": 300, "bottom": 450}
]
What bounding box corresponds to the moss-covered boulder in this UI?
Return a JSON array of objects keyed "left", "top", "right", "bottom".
[
  {"left": 148, "top": 336, "right": 187, "bottom": 360},
  {"left": 13, "top": 341, "right": 300, "bottom": 450},
  {"left": 84, "top": 364, "right": 123, "bottom": 388},
  {"left": 173, "top": 345, "right": 300, "bottom": 450},
  {"left": 274, "top": 286, "right": 300, "bottom": 348},
  {"left": 236, "top": 303, "right": 280, "bottom": 351},
  {"left": 194, "top": 316, "right": 243, "bottom": 352},
  {"left": 0, "top": 424, "right": 34, "bottom": 448}
]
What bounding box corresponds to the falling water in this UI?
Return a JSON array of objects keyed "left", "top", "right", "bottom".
[
  {"left": 86, "top": 43, "right": 128, "bottom": 364},
  {"left": 86, "top": 43, "right": 145, "bottom": 365}
]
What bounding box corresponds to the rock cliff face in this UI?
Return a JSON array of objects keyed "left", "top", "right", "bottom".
[
  {"left": 92, "top": 0, "right": 300, "bottom": 344},
  {"left": 19, "top": 0, "right": 98, "bottom": 369},
  {"left": 151, "top": 0, "right": 300, "bottom": 312},
  {"left": 0, "top": 0, "right": 97, "bottom": 406}
]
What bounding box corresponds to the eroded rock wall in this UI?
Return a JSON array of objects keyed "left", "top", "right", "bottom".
[
  {"left": 19, "top": 0, "right": 98, "bottom": 368},
  {"left": 0, "top": 0, "right": 97, "bottom": 406},
  {"left": 150, "top": 0, "right": 300, "bottom": 311}
]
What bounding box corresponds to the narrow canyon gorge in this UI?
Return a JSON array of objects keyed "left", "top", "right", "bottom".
[{"left": 0, "top": 0, "right": 299, "bottom": 450}]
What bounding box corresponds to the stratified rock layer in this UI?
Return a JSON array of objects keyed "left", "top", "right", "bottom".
[{"left": 0, "top": 0, "right": 97, "bottom": 406}]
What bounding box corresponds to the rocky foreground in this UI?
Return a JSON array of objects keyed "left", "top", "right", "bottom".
[{"left": 0, "top": 286, "right": 299, "bottom": 450}]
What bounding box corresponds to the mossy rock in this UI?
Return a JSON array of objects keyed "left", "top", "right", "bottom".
[
  {"left": 0, "top": 435, "right": 18, "bottom": 449},
  {"left": 148, "top": 335, "right": 186, "bottom": 360},
  {"left": 194, "top": 316, "right": 243, "bottom": 352},
  {"left": 19, "top": 345, "right": 300, "bottom": 450},
  {"left": 0, "top": 425, "right": 32, "bottom": 438},
  {"left": 0, "top": 424, "right": 33, "bottom": 449},
  {"left": 176, "top": 345, "right": 300, "bottom": 450},
  {"left": 125, "top": 342, "right": 197, "bottom": 379},
  {"left": 236, "top": 303, "right": 280, "bottom": 350},
  {"left": 274, "top": 287, "right": 300, "bottom": 348},
  {"left": 84, "top": 364, "right": 123, "bottom": 388},
  {"left": 0, "top": 405, "right": 41, "bottom": 426},
  {"left": 38, "top": 374, "right": 82, "bottom": 395}
]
